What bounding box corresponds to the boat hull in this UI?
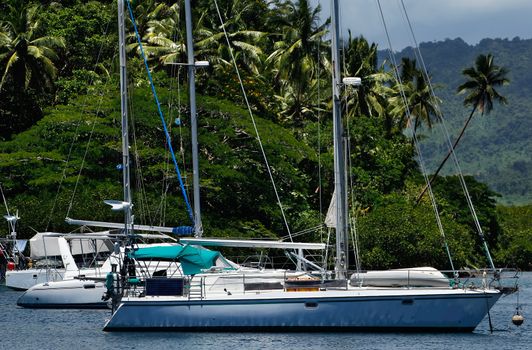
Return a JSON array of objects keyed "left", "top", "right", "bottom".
[
  {"left": 103, "top": 288, "right": 501, "bottom": 332},
  {"left": 17, "top": 279, "right": 108, "bottom": 309},
  {"left": 5, "top": 269, "right": 65, "bottom": 290}
]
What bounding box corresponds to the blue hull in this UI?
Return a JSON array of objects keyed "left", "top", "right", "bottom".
[{"left": 103, "top": 290, "right": 501, "bottom": 332}]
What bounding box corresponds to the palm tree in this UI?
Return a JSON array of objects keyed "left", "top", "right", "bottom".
[
  {"left": 390, "top": 57, "right": 441, "bottom": 134},
  {"left": 266, "top": 0, "right": 329, "bottom": 125},
  {"left": 343, "top": 33, "right": 392, "bottom": 121},
  {"left": 0, "top": 1, "right": 65, "bottom": 92},
  {"left": 416, "top": 53, "right": 509, "bottom": 202},
  {"left": 194, "top": 6, "right": 267, "bottom": 76},
  {"left": 130, "top": 2, "right": 186, "bottom": 65}
]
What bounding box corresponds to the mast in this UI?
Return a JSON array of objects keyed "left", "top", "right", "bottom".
[
  {"left": 117, "top": 0, "right": 133, "bottom": 236},
  {"left": 331, "top": 0, "right": 349, "bottom": 279},
  {"left": 184, "top": 0, "right": 202, "bottom": 237}
]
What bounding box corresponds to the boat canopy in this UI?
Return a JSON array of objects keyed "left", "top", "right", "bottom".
[
  {"left": 29, "top": 232, "right": 114, "bottom": 259},
  {"left": 128, "top": 244, "right": 234, "bottom": 275}
]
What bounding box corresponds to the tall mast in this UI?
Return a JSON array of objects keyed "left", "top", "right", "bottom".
[
  {"left": 331, "top": 0, "right": 349, "bottom": 279},
  {"left": 117, "top": 0, "right": 132, "bottom": 236},
  {"left": 184, "top": 0, "right": 202, "bottom": 237}
]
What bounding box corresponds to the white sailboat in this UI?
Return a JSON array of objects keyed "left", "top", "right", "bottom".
[
  {"left": 15, "top": 233, "right": 177, "bottom": 308},
  {"left": 102, "top": 0, "right": 505, "bottom": 332},
  {"left": 5, "top": 231, "right": 113, "bottom": 290}
]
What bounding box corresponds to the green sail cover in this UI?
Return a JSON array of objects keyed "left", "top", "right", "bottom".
[{"left": 129, "top": 244, "right": 223, "bottom": 275}]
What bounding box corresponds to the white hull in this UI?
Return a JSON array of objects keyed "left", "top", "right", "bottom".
[
  {"left": 17, "top": 279, "right": 108, "bottom": 309},
  {"left": 5, "top": 267, "right": 106, "bottom": 290},
  {"left": 5, "top": 269, "right": 65, "bottom": 290},
  {"left": 104, "top": 287, "right": 501, "bottom": 331},
  {"left": 15, "top": 259, "right": 180, "bottom": 308}
]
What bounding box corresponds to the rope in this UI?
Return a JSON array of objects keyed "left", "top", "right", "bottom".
[
  {"left": 399, "top": 0, "right": 496, "bottom": 271},
  {"left": 213, "top": 0, "right": 293, "bottom": 241},
  {"left": 125, "top": 0, "right": 194, "bottom": 225},
  {"left": 376, "top": 0, "right": 456, "bottom": 273}
]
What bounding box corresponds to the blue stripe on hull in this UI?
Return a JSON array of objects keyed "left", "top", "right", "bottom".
[
  {"left": 104, "top": 326, "right": 476, "bottom": 333},
  {"left": 17, "top": 302, "right": 109, "bottom": 309}
]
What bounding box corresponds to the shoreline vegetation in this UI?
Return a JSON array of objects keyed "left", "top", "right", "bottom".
[{"left": 0, "top": 1, "right": 530, "bottom": 270}]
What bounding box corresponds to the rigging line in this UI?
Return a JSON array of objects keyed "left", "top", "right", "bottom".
[
  {"left": 376, "top": 0, "right": 456, "bottom": 273},
  {"left": 56, "top": 16, "right": 114, "bottom": 228},
  {"left": 399, "top": 0, "right": 495, "bottom": 271},
  {"left": 158, "top": 21, "right": 185, "bottom": 227},
  {"left": 129, "top": 93, "right": 153, "bottom": 227},
  {"left": 66, "top": 54, "right": 116, "bottom": 220},
  {"left": 158, "top": 64, "right": 181, "bottom": 227},
  {"left": 157, "top": 62, "right": 177, "bottom": 227},
  {"left": 317, "top": 0, "right": 323, "bottom": 243},
  {"left": 213, "top": 0, "right": 293, "bottom": 241},
  {"left": 0, "top": 182, "right": 15, "bottom": 237},
  {"left": 0, "top": 183, "right": 10, "bottom": 216},
  {"left": 279, "top": 225, "right": 324, "bottom": 240},
  {"left": 339, "top": 12, "right": 362, "bottom": 273},
  {"left": 390, "top": 1, "right": 456, "bottom": 269},
  {"left": 344, "top": 94, "right": 362, "bottom": 273},
  {"left": 378, "top": 0, "right": 455, "bottom": 272},
  {"left": 125, "top": 0, "right": 194, "bottom": 226},
  {"left": 345, "top": 88, "right": 362, "bottom": 274},
  {"left": 399, "top": 0, "right": 465, "bottom": 178}
]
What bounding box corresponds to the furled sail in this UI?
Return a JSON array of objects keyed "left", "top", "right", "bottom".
[{"left": 324, "top": 189, "right": 336, "bottom": 228}]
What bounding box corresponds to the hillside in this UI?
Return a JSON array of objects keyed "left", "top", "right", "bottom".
[
  {"left": 390, "top": 38, "right": 532, "bottom": 205},
  {"left": 1, "top": 1, "right": 529, "bottom": 269}
]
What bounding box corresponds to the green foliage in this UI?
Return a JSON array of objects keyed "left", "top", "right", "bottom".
[
  {"left": 0, "top": 0, "right": 65, "bottom": 137},
  {"left": 0, "top": 1, "right": 527, "bottom": 270},
  {"left": 493, "top": 205, "right": 532, "bottom": 269},
  {"left": 0, "top": 74, "right": 319, "bottom": 239},
  {"left": 432, "top": 176, "right": 501, "bottom": 242},
  {"left": 349, "top": 115, "right": 416, "bottom": 205},
  {"left": 357, "top": 193, "right": 475, "bottom": 270},
  {"left": 40, "top": 1, "right": 116, "bottom": 75}
]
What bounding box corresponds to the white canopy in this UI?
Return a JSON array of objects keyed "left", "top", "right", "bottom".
[{"left": 29, "top": 232, "right": 114, "bottom": 259}]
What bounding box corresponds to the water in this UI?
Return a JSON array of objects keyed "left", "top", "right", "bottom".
[{"left": 1, "top": 273, "right": 530, "bottom": 350}]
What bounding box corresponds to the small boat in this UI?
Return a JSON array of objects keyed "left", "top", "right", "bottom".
[
  {"left": 16, "top": 238, "right": 178, "bottom": 308},
  {"left": 349, "top": 267, "right": 451, "bottom": 288},
  {"left": 17, "top": 278, "right": 108, "bottom": 309},
  {"left": 5, "top": 231, "right": 112, "bottom": 290}
]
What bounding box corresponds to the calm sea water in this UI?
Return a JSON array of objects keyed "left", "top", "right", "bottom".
[{"left": 0, "top": 273, "right": 530, "bottom": 350}]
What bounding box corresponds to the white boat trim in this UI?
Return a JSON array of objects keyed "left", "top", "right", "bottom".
[{"left": 180, "top": 238, "right": 325, "bottom": 250}]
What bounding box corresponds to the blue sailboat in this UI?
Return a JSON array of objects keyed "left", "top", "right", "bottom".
[{"left": 102, "top": 0, "right": 507, "bottom": 332}]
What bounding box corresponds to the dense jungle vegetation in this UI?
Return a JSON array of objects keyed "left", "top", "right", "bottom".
[{"left": 0, "top": 0, "right": 530, "bottom": 270}]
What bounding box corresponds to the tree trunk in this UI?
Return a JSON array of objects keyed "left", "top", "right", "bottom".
[{"left": 415, "top": 105, "right": 477, "bottom": 204}]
